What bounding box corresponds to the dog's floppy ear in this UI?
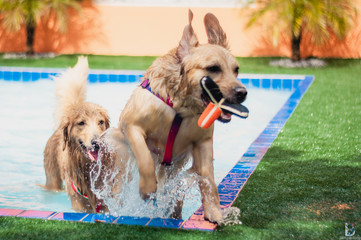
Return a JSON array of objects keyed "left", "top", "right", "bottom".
[
  {"left": 204, "top": 13, "right": 229, "bottom": 49},
  {"left": 100, "top": 110, "right": 110, "bottom": 129},
  {"left": 62, "top": 122, "right": 71, "bottom": 151},
  {"left": 104, "top": 117, "right": 110, "bottom": 129},
  {"left": 177, "top": 9, "right": 199, "bottom": 61}
]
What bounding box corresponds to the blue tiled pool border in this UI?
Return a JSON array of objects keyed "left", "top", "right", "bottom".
[{"left": 0, "top": 66, "right": 314, "bottom": 231}]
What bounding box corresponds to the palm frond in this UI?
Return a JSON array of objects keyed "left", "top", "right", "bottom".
[
  {"left": 43, "top": 0, "right": 82, "bottom": 33},
  {"left": 0, "top": 0, "right": 84, "bottom": 33},
  {"left": 245, "top": 0, "right": 358, "bottom": 46},
  {"left": 0, "top": 0, "right": 25, "bottom": 32}
]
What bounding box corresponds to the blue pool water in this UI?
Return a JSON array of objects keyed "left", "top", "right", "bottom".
[{"left": 0, "top": 67, "right": 307, "bottom": 221}]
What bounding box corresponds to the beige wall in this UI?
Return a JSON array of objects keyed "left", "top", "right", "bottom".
[{"left": 1, "top": 3, "right": 360, "bottom": 58}]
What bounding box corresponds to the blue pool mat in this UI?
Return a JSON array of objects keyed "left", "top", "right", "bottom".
[{"left": 0, "top": 67, "right": 314, "bottom": 231}]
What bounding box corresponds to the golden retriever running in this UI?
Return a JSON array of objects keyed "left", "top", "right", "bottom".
[
  {"left": 101, "top": 10, "right": 247, "bottom": 223},
  {"left": 43, "top": 57, "right": 110, "bottom": 213}
]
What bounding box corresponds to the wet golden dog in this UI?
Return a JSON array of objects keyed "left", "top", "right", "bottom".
[
  {"left": 102, "top": 10, "right": 247, "bottom": 223},
  {"left": 43, "top": 57, "right": 110, "bottom": 213}
]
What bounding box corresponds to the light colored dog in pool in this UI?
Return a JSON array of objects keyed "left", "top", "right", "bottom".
[
  {"left": 43, "top": 57, "right": 111, "bottom": 213},
  {"left": 101, "top": 10, "right": 247, "bottom": 223}
]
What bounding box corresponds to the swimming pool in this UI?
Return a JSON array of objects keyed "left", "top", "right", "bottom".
[{"left": 0, "top": 66, "right": 313, "bottom": 230}]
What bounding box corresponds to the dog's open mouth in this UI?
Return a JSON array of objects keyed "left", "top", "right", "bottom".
[
  {"left": 219, "top": 110, "right": 232, "bottom": 123},
  {"left": 87, "top": 150, "right": 98, "bottom": 161},
  {"left": 200, "top": 76, "right": 249, "bottom": 123},
  {"left": 79, "top": 140, "right": 99, "bottom": 161},
  {"left": 201, "top": 96, "right": 232, "bottom": 123}
]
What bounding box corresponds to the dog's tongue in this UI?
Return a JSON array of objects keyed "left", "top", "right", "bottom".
[
  {"left": 221, "top": 111, "right": 232, "bottom": 121},
  {"left": 87, "top": 150, "right": 98, "bottom": 161}
]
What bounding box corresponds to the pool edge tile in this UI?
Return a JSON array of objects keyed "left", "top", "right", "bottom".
[
  {"left": 147, "top": 218, "right": 184, "bottom": 229},
  {"left": 115, "top": 216, "right": 152, "bottom": 226},
  {"left": 181, "top": 219, "right": 217, "bottom": 231},
  {"left": 17, "top": 210, "right": 56, "bottom": 219},
  {"left": 0, "top": 208, "right": 25, "bottom": 217},
  {"left": 82, "top": 213, "right": 118, "bottom": 223},
  {"left": 49, "top": 212, "right": 89, "bottom": 222}
]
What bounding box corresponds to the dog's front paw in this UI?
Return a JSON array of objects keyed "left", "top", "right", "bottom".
[
  {"left": 204, "top": 207, "right": 223, "bottom": 224},
  {"left": 139, "top": 176, "right": 157, "bottom": 200}
]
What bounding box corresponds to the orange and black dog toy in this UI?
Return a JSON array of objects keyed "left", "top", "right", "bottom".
[{"left": 198, "top": 76, "right": 249, "bottom": 129}]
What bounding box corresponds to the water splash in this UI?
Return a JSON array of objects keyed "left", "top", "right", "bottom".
[
  {"left": 89, "top": 143, "right": 242, "bottom": 223},
  {"left": 90, "top": 147, "right": 202, "bottom": 219},
  {"left": 220, "top": 207, "right": 242, "bottom": 226}
]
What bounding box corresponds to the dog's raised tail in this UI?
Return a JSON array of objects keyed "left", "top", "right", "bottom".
[{"left": 54, "top": 56, "right": 89, "bottom": 124}]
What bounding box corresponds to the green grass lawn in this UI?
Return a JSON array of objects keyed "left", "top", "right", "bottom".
[{"left": 0, "top": 55, "right": 360, "bottom": 240}]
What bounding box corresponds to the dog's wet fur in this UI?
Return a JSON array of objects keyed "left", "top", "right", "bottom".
[
  {"left": 43, "top": 57, "right": 110, "bottom": 212},
  {"left": 101, "top": 10, "right": 247, "bottom": 223}
]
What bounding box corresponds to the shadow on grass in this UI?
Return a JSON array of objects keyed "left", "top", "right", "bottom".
[
  {"left": 323, "top": 58, "right": 361, "bottom": 68},
  {"left": 234, "top": 146, "right": 360, "bottom": 237}
]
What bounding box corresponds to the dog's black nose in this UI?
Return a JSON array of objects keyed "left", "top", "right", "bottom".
[
  {"left": 91, "top": 140, "right": 100, "bottom": 151},
  {"left": 234, "top": 87, "right": 247, "bottom": 103}
]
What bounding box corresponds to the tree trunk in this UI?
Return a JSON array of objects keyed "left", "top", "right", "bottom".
[
  {"left": 291, "top": 30, "right": 302, "bottom": 61},
  {"left": 26, "top": 23, "right": 35, "bottom": 55}
]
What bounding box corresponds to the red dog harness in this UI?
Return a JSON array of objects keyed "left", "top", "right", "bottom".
[{"left": 140, "top": 79, "right": 183, "bottom": 165}]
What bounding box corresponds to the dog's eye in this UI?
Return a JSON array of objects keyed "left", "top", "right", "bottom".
[
  {"left": 206, "top": 65, "right": 221, "bottom": 73},
  {"left": 99, "top": 120, "right": 104, "bottom": 125},
  {"left": 78, "top": 121, "right": 85, "bottom": 126},
  {"left": 234, "top": 66, "right": 239, "bottom": 74}
]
